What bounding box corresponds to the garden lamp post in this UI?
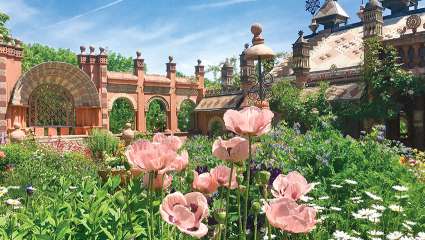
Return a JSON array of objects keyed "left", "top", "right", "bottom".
[{"left": 245, "top": 23, "right": 276, "bottom": 105}]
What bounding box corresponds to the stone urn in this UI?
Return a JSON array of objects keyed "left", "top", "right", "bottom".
[
  {"left": 10, "top": 123, "right": 26, "bottom": 143},
  {"left": 121, "top": 123, "right": 135, "bottom": 146}
]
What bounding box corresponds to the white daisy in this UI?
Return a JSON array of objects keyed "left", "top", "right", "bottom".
[
  {"left": 404, "top": 220, "right": 416, "bottom": 226},
  {"left": 416, "top": 232, "right": 425, "bottom": 240},
  {"left": 0, "top": 186, "right": 8, "bottom": 197},
  {"left": 402, "top": 223, "right": 413, "bottom": 232},
  {"left": 333, "top": 230, "right": 351, "bottom": 240},
  {"left": 365, "top": 191, "right": 383, "bottom": 201},
  {"left": 371, "top": 204, "right": 386, "bottom": 211},
  {"left": 368, "top": 230, "right": 384, "bottom": 236},
  {"left": 5, "top": 199, "right": 22, "bottom": 209},
  {"left": 300, "top": 195, "right": 314, "bottom": 202},
  {"left": 344, "top": 179, "right": 358, "bottom": 185},
  {"left": 389, "top": 204, "right": 404, "bottom": 212},
  {"left": 331, "top": 184, "right": 343, "bottom": 189},
  {"left": 392, "top": 185, "right": 408, "bottom": 192},
  {"left": 330, "top": 206, "right": 342, "bottom": 212},
  {"left": 319, "top": 196, "right": 330, "bottom": 200},
  {"left": 386, "top": 231, "right": 403, "bottom": 240},
  {"left": 395, "top": 195, "right": 409, "bottom": 200}
]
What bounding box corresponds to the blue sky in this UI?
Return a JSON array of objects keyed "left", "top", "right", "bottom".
[{"left": 0, "top": 0, "right": 424, "bottom": 76}]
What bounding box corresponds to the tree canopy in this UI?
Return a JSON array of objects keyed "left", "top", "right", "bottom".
[{"left": 0, "top": 12, "right": 10, "bottom": 38}]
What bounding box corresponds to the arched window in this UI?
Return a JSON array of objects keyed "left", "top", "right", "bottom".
[
  {"left": 146, "top": 99, "right": 168, "bottom": 132},
  {"left": 28, "top": 84, "right": 75, "bottom": 127},
  {"left": 178, "top": 100, "right": 196, "bottom": 132},
  {"left": 407, "top": 46, "right": 415, "bottom": 68},
  {"left": 109, "top": 98, "right": 135, "bottom": 134}
]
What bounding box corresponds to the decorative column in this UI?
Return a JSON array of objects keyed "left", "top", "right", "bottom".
[
  {"left": 240, "top": 43, "right": 255, "bottom": 91},
  {"left": 195, "top": 59, "right": 205, "bottom": 131},
  {"left": 166, "top": 56, "right": 178, "bottom": 132},
  {"left": 134, "top": 51, "right": 146, "bottom": 132},
  {"left": 292, "top": 31, "right": 310, "bottom": 88},
  {"left": 97, "top": 47, "right": 109, "bottom": 129},
  {"left": 0, "top": 37, "right": 23, "bottom": 141}
]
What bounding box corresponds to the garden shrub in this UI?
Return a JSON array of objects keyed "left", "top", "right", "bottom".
[{"left": 85, "top": 128, "right": 119, "bottom": 162}]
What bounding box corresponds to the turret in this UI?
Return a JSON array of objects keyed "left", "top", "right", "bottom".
[
  {"left": 292, "top": 31, "right": 310, "bottom": 88},
  {"left": 363, "top": 0, "right": 384, "bottom": 39},
  {"left": 312, "top": 0, "right": 349, "bottom": 30}
]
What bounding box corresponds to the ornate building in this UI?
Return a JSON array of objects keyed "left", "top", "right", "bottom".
[
  {"left": 0, "top": 39, "right": 203, "bottom": 137},
  {"left": 286, "top": 0, "right": 425, "bottom": 148}
]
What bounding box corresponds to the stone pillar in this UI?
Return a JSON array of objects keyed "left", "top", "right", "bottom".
[
  {"left": 0, "top": 56, "right": 7, "bottom": 137},
  {"left": 166, "top": 56, "right": 178, "bottom": 132},
  {"left": 0, "top": 38, "right": 23, "bottom": 140},
  {"left": 413, "top": 96, "right": 425, "bottom": 149},
  {"left": 134, "top": 51, "right": 146, "bottom": 132},
  {"left": 195, "top": 59, "right": 205, "bottom": 103},
  {"left": 97, "top": 47, "right": 109, "bottom": 129},
  {"left": 195, "top": 59, "right": 205, "bottom": 131}
]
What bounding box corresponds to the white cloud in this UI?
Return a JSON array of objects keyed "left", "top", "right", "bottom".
[
  {"left": 189, "top": 0, "right": 256, "bottom": 10},
  {"left": 0, "top": 0, "right": 38, "bottom": 26},
  {"left": 45, "top": 0, "right": 125, "bottom": 28}
]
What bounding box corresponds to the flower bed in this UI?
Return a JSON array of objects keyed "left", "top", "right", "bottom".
[{"left": 0, "top": 107, "right": 424, "bottom": 239}]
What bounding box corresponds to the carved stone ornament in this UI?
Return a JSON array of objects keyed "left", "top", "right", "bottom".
[
  {"left": 406, "top": 14, "right": 421, "bottom": 34},
  {"left": 10, "top": 123, "right": 26, "bottom": 143}
]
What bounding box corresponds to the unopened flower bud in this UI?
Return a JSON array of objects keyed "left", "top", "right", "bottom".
[
  {"left": 239, "top": 185, "right": 246, "bottom": 193},
  {"left": 214, "top": 210, "right": 226, "bottom": 224},
  {"left": 237, "top": 174, "right": 244, "bottom": 184},
  {"left": 256, "top": 171, "right": 271, "bottom": 185},
  {"left": 252, "top": 201, "right": 261, "bottom": 214},
  {"left": 26, "top": 185, "right": 36, "bottom": 196}
]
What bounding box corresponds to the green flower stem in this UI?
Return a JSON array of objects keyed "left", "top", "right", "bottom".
[
  {"left": 243, "top": 135, "right": 253, "bottom": 238},
  {"left": 224, "top": 162, "right": 235, "bottom": 240},
  {"left": 148, "top": 172, "right": 155, "bottom": 240},
  {"left": 253, "top": 212, "right": 258, "bottom": 240},
  {"left": 237, "top": 187, "right": 243, "bottom": 239},
  {"left": 160, "top": 174, "right": 165, "bottom": 238},
  {"left": 263, "top": 185, "right": 272, "bottom": 240}
]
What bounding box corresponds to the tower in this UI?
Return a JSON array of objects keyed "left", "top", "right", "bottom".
[
  {"left": 292, "top": 31, "right": 310, "bottom": 88},
  {"left": 240, "top": 43, "right": 255, "bottom": 90},
  {"left": 363, "top": 0, "right": 384, "bottom": 39},
  {"left": 221, "top": 59, "right": 234, "bottom": 89},
  {"left": 312, "top": 0, "right": 349, "bottom": 30}
]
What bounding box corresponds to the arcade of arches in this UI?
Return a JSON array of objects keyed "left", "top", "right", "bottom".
[{"left": 0, "top": 44, "right": 205, "bottom": 137}]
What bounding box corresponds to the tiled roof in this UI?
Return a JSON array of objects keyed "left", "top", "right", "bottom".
[
  {"left": 194, "top": 94, "right": 244, "bottom": 112},
  {"left": 309, "top": 11, "right": 425, "bottom": 72},
  {"left": 301, "top": 82, "right": 365, "bottom": 101},
  {"left": 176, "top": 77, "right": 196, "bottom": 84},
  {"left": 107, "top": 71, "right": 138, "bottom": 81},
  {"left": 313, "top": 0, "right": 349, "bottom": 20}
]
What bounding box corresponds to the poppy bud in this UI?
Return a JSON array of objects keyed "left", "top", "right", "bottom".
[
  {"left": 26, "top": 186, "right": 36, "bottom": 196},
  {"left": 214, "top": 210, "right": 226, "bottom": 224},
  {"left": 239, "top": 185, "right": 246, "bottom": 193},
  {"left": 252, "top": 201, "right": 261, "bottom": 214},
  {"left": 256, "top": 171, "right": 271, "bottom": 185},
  {"left": 237, "top": 174, "right": 244, "bottom": 184}
]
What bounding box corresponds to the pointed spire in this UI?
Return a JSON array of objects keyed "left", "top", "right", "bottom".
[
  {"left": 296, "top": 31, "right": 307, "bottom": 43},
  {"left": 312, "top": 0, "right": 349, "bottom": 30}
]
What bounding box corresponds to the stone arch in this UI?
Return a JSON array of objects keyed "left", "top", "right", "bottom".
[
  {"left": 108, "top": 94, "right": 137, "bottom": 111},
  {"left": 145, "top": 96, "right": 170, "bottom": 111},
  {"left": 207, "top": 116, "right": 225, "bottom": 133},
  {"left": 11, "top": 62, "right": 100, "bottom": 107},
  {"left": 177, "top": 98, "right": 196, "bottom": 111}
]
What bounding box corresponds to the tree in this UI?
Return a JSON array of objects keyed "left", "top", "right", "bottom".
[
  {"left": 178, "top": 100, "right": 196, "bottom": 132},
  {"left": 109, "top": 98, "right": 135, "bottom": 134},
  {"left": 107, "top": 52, "right": 136, "bottom": 73},
  {"left": 146, "top": 100, "right": 167, "bottom": 132},
  {"left": 22, "top": 43, "right": 78, "bottom": 73},
  {"left": 0, "top": 12, "right": 10, "bottom": 38}
]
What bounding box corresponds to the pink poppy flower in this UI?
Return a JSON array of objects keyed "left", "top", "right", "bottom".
[
  {"left": 192, "top": 171, "right": 219, "bottom": 194},
  {"left": 210, "top": 165, "right": 238, "bottom": 189},
  {"left": 212, "top": 137, "right": 249, "bottom": 163},
  {"left": 125, "top": 140, "right": 177, "bottom": 174},
  {"left": 264, "top": 198, "right": 317, "bottom": 233},
  {"left": 168, "top": 150, "right": 189, "bottom": 172},
  {"left": 272, "top": 171, "right": 313, "bottom": 201},
  {"left": 223, "top": 106, "right": 274, "bottom": 136},
  {"left": 153, "top": 133, "right": 183, "bottom": 151},
  {"left": 0, "top": 151, "right": 5, "bottom": 158},
  {"left": 143, "top": 173, "right": 173, "bottom": 190},
  {"left": 160, "top": 191, "right": 209, "bottom": 238}
]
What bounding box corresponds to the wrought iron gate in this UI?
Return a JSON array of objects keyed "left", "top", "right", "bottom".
[{"left": 28, "top": 84, "right": 75, "bottom": 127}]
